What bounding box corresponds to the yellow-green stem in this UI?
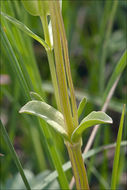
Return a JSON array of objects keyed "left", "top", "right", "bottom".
[
  {"left": 50, "top": 1, "right": 74, "bottom": 135},
  {"left": 66, "top": 141, "right": 90, "bottom": 190},
  {"left": 54, "top": 1, "right": 78, "bottom": 128}
]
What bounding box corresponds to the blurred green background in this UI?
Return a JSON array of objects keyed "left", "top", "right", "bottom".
[{"left": 0, "top": 0, "right": 127, "bottom": 189}]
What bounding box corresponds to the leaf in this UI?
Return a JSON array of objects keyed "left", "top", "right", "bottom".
[
  {"left": 71, "top": 111, "right": 113, "bottom": 142},
  {"left": 1, "top": 26, "right": 30, "bottom": 100},
  {"left": 103, "top": 50, "right": 127, "bottom": 103},
  {"left": 30, "top": 92, "right": 44, "bottom": 102},
  {"left": 111, "top": 104, "right": 126, "bottom": 189},
  {"left": 1, "top": 13, "right": 69, "bottom": 189},
  {"left": 1, "top": 12, "right": 49, "bottom": 50},
  {"left": 19, "top": 101, "right": 68, "bottom": 139},
  {"left": 78, "top": 96, "right": 87, "bottom": 118}
]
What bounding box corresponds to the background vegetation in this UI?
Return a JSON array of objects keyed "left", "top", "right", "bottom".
[{"left": 0, "top": 0, "right": 127, "bottom": 189}]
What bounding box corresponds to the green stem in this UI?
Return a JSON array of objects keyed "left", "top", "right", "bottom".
[
  {"left": 40, "top": 15, "right": 61, "bottom": 111},
  {"left": 47, "top": 50, "right": 61, "bottom": 111},
  {"left": 54, "top": 1, "right": 78, "bottom": 128},
  {"left": 50, "top": 0, "right": 74, "bottom": 135},
  {"left": 66, "top": 141, "right": 90, "bottom": 190},
  {"left": 40, "top": 10, "right": 69, "bottom": 190}
]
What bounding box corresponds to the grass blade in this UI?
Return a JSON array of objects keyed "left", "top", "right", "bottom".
[
  {"left": 1, "top": 1, "right": 45, "bottom": 97},
  {"left": 111, "top": 104, "right": 126, "bottom": 189},
  {"left": 1, "top": 25, "right": 69, "bottom": 189},
  {"left": 0, "top": 120, "right": 31, "bottom": 190},
  {"left": 1, "top": 12, "right": 49, "bottom": 50},
  {"left": 1, "top": 25, "right": 30, "bottom": 100},
  {"left": 99, "top": 0, "right": 119, "bottom": 93},
  {"left": 103, "top": 50, "right": 127, "bottom": 103},
  {"left": 83, "top": 50, "right": 126, "bottom": 154}
]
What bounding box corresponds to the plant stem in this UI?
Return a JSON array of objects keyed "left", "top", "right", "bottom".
[
  {"left": 39, "top": 13, "right": 69, "bottom": 189},
  {"left": 49, "top": 2, "right": 90, "bottom": 189},
  {"left": 40, "top": 15, "right": 61, "bottom": 111},
  {"left": 66, "top": 141, "right": 90, "bottom": 190},
  {"left": 47, "top": 50, "right": 61, "bottom": 111},
  {"left": 50, "top": 1, "right": 74, "bottom": 135},
  {"left": 54, "top": 1, "right": 78, "bottom": 128}
]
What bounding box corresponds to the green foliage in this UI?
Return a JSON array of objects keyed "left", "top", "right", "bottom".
[
  {"left": 19, "top": 100, "right": 68, "bottom": 139},
  {"left": 72, "top": 111, "right": 112, "bottom": 142},
  {"left": 22, "top": 0, "right": 50, "bottom": 16},
  {"left": 111, "top": 105, "right": 126, "bottom": 189},
  {"left": 30, "top": 92, "right": 44, "bottom": 101},
  {"left": 1, "top": 12, "right": 49, "bottom": 50},
  {"left": 1, "top": 26, "right": 30, "bottom": 100},
  {"left": 0, "top": 120, "right": 31, "bottom": 190},
  {"left": 1, "top": 0, "right": 127, "bottom": 189},
  {"left": 78, "top": 96, "right": 87, "bottom": 118},
  {"left": 103, "top": 50, "right": 127, "bottom": 103},
  {"left": 7, "top": 141, "right": 126, "bottom": 190}
]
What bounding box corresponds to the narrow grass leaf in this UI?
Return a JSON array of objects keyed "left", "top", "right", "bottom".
[
  {"left": 1, "top": 12, "right": 49, "bottom": 50},
  {"left": 71, "top": 111, "right": 113, "bottom": 142},
  {"left": 19, "top": 101, "right": 68, "bottom": 139},
  {"left": 1, "top": 26, "right": 30, "bottom": 100},
  {"left": 0, "top": 120, "right": 31, "bottom": 190},
  {"left": 99, "top": 0, "right": 119, "bottom": 93},
  {"left": 78, "top": 96, "right": 87, "bottom": 118},
  {"left": 103, "top": 50, "right": 127, "bottom": 102},
  {"left": 111, "top": 104, "right": 126, "bottom": 189},
  {"left": 1, "top": 19, "right": 69, "bottom": 189}
]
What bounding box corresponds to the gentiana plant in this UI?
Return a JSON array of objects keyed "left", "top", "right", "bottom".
[{"left": 17, "top": 1, "right": 113, "bottom": 189}]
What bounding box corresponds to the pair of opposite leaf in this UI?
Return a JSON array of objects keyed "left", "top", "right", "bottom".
[
  {"left": 19, "top": 92, "right": 113, "bottom": 143},
  {"left": 17, "top": 1, "right": 113, "bottom": 143}
]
